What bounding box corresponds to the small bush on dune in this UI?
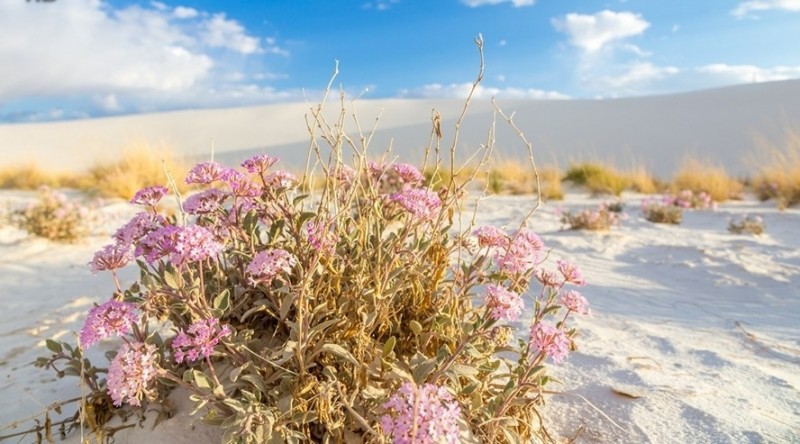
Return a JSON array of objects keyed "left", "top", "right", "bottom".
[
  {"left": 0, "top": 163, "right": 80, "bottom": 190},
  {"left": 560, "top": 202, "right": 623, "bottom": 231},
  {"left": 564, "top": 162, "right": 627, "bottom": 196},
  {"left": 622, "top": 165, "right": 662, "bottom": 194},
  {"left": 482, "top": 160, "right": 563, "bottom": 199},
  {"left": 34, "top": 41, "right": 592, "bottom": 444},
  {"left": 671, "top": 158, "right": 743, "bottom": 202},
  {"left": 640, "top": 196, "right": 683, "bottom": 224},
  {"left": 10, "top": 187, "right": 92, "bottom": 242},
  {"left": 728, "top": 215, "right": 765, "bottom": 235},
  {"left": 84, "top": 145, "right": 189, "bottom": 200},
  {"left": 750, "top": 132, "right": 800, "bottom": 208}
]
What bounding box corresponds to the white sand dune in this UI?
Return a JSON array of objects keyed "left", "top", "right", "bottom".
[
  {"left": 3, "top": 79, "right": 800, "bottom": 177},
  {"left": 0, "top": 190, "right": 797, "bottom": 443}
]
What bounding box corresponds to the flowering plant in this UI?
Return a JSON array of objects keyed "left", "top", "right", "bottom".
[
  {"left": 560, "top": 202, "right": 623, "bottom": 231},
  {"left": 11, "top": 186, "right": 92, "bottom": 242},
  {"left": 666, "top": 189, "right": 715, "bottom": 210},
  {"left": 641, "top": 196, "right": 684, "bottom": 224},
  {"left": 35, "top": 42, "right": 591, "bottom": 443},
  {"left": 727, "top": 214, "right": 765, "bottom": 235}
]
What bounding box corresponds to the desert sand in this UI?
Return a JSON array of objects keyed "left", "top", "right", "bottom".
[{"left": 1, "top": 82, "right": 799, "bottom": 443}]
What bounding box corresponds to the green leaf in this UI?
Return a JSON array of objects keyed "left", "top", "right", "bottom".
[
  {"left": 298, "top": 212, "right": 317, "bottom": 228},
  {"left": 45, "top": 339, "right": 62, "bottom": 354},
  {"left": 450, "top": 364, "right": 479, "bottom": 377},
  {"left": 382, "top": 336, "right": 396, "bottom": 357},
  {"left": 213, "top": 289, "right": 230, "bottom": 313},
  {"left": 319, "top": 343, "right": 358, "bottom": 366},
  {"left": 408, "top": 320, "right": 423, "bottom": 336},
  {"left": 240, "top": 374, "right": 267, "bottom": 395},
  {"left": 412, "top": 358, "right": 437, "bottom": 384},
  {"left": 192, "top": 370, "right": 212, "bottom": 389},
  {"left": 163, "top": 266, "right": 181, "bottom": 289}
]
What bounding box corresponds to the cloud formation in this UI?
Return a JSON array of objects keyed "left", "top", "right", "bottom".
[
  {"left": 0, "top": 1, "right": 288, "bottom": 116},
  {"left": 399, "top": 83, "right": 568, "bottom": 100},
  {"left": 552, "top": 10, "right": 649, "bottom": 52},
  {"left": 732, "top": 0, "right": 800, "bottom": 18},
  {"left": 461, "top": 0, "right": 535, "bottom": 8}
]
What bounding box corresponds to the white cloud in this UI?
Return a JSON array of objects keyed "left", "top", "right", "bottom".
[
  {"left": 461, "top": 0, "right": 535, "bottom": 7},
  {"left": 173, "top": 6, "right": 199, "bottom": 19},
  {"left": 363, "top": 0, "right": 401, "bottom": 10},
  {"left": 0, "top": 1, "right": 289, "bottom": 116},
  {"left": 203, "top": 13, "right": 262, "bottom": 54},
  {"left": 399, "top": 83, "right": 569, "bottom": 100},
  {"left": 732, "top": 0, "right": 800, "bottom": 18},
  {"left": 600, "top": 62, "right": 679, "bottom": 89},
  {"left": 552, "top": 10, "right": 650, "bottom": 52},
  {"left": 696, "top": 64, "right": 800, "bottom": 83}
]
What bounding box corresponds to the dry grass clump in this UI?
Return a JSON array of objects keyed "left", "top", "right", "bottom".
[
  {"left": 0, "top": 163, "right": 80, "bottom": 190},
  {"left": 749, "top": 132, "right": 800, "bottom": 208},
  {"left": 671, "top": 158, "right": 743, "bottom": 202},
  {"left": 564, "top": 162, "right": 627, "bottom": 196},
  {"left": 728, "top": 215, "right": 765, "bottom": 235},
  {"left": 641, "top": 197, "right": 683, "bottom": 224},
  {"left": 481, "top": 160, "right": 563, "bottom": 199},
  {"left": 623, "top": 165, "right": 662, "bottom": 194},
  {"left": 84, "top": 145, "right": 189, "bottom": 200}
]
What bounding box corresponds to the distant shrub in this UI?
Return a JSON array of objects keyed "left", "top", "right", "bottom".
[
  {"left": 477, "top": 161, "right": 563, "bottom": 199},
  {"left": 749, "top": 132, "right": 800, "bottom": 208},
  {"left": 0, "top": 163, "right": 80, "bottom": 190},
  {"left": 623, "top": 165, "right": 661, "bottom": 194},
  {"left": 11, "top": 187, "right": 92, "bottom": 242},
  {"left": 641, "top": 197, "right": 683, "bottom": 224},
  {"left": 728, "top": 215, "right": 765, "bottom": 235},
  {"left": 560, "top": 203, "right": 622, "bottom": 230},
  {"left": 84, "top": 145, "right": 189, "bottom": 200},
  {"left": 668, "top": 189, "right": 715, "bottom": 210},
  {"left": 564, "top": 162, "right": 626, "bottom": 196},
  {"left": 672, "top": 159, "right": 743, "bottom": 202}
]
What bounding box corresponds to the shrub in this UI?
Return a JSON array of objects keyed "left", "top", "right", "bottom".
[
  {"left": 668, "top": 189, "right": 714, "bottom": 210},
  {"left": 671, "top": 158, "right": 743, "bottom": 202},
  {"left": 11, "top": 187, "right": 92, "bottom": 242},
  {"left": 560, "top": 203, "right": 622, "bottom": 231},
  {"left": 0, "top": 163, "right": 80, "bottom": 190},
  {"left": 564, "top": 162, "right": 626, "bottom": 196},
  {"left": 34, "top": 52, "right": 592, "bottom": 443},
  {"left": 641, "top": 197, "right": 683, "bottom": 224},
  {"left": 622, "top": 165, "right": 661, "bottom": 195},
  {"left": 481, "top": 161, "right": 563, "bottom": 199},
  {"left": 83, "top": 144, "right": 189, "bottom": 200},
  {"left": 749, "top": 132, "right": 800, "bottom": 208},
  {"left": 728, "top": 215, "right": 765, "bottom": 235}
]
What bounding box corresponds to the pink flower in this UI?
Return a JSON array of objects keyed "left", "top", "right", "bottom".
[
  {"left": 89, "top": 243, "right": 132, "bottom": 273},
  {"left": 241, "top": 154, "right": 279, "bottom": 174},
  {"left": 221, "top": 169, "right": 261, "bottom": 197},
  {"left": 172, "top": 318, "right": 231, "bottom": 364},
  {"left": 496, "top": 228, "right": 544, "bottom": 274},
  {"left": 246, "top": 249, "right": 297, "bottom": 285},
  {"left": 335, "top": 164, "right": 357, "bottom": 184},
  {"left": 130, "top": 185, "right": 168, "bottom": 207},
  {"left": 472, "top": 225, "right": 508, "bottom": 248},
  {"left": 529, "top": 322, "right": 571, "bottom": 364},
  {"left": 185, "top": 161, "right": 227, "bottom": 185},
  {"left": 266, "top": 170, "right": 298, "bottom": 189},
  {"left": 484, "top": 284, "right": 524, "bottom": 322},
  {"left": 183, "top": 189, "right": 228, "bottom": 215},
  {"left": 305, "top": 220, "right": 337, "bottom": 254},
  {"left": 391, "top": 163, "right": 424, "bottom": 186},
  {"left": 534, "top": 268, "right": 560, "bottom": 288},
  {"left": 560, "top": 290, "right": 589, "bottom": 315},
  {"left": 107, "top": 342, "right": 159, "bottom": 407},
  {"left": 368, "top": 161, "right": 387, "bottom": 181},
  {"left": 79, "top": 300, "right": 138, "bottom": 348},
  {"left": 171, "top": 225, "right": 224, "bottom": 266},
  {"left": 389, "top": 188, "right": 441, "bottom": 221},
  {"left": 135, "top": 225, "right": 181, "bottom": 263},
  {"left": 114, "top": 212, "right": 166, "bottom": 248},
  {"left": 557, "top": 259, "right": 586, "bottom": 286},
  {"left": 381, "top": 382, "right": 461, "bottom": 444}
]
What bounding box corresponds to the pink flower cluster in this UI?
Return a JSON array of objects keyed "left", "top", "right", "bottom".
[
  {"left": 305, "top": 220, "right": 337, "bottom": 254},
  {"left": 484, "top": 284, "right": 524, "bottom": 322},
  {"left": 389, "top": 188, "right": 441, "bottom": 221},
  {"left": 79, "top": 300, "right": 138, "bottom": 348},
  {"left": 221, "top": 169, "right": 261, "bottom": 197},
  {"left": 496, "top": 228, "right": 545, "bottom": 274},
  {"left": 671, "top": 189, "right": 713, "bottom": 209},
  {"left": 381, "top": 382, "right": 461, "bottom": 444},
  {"left": 529, "top": 322, "right": 571, "bottom": 364},
  {"left": 556, "top": 259, "right": 586, "bottom": 286},
  {"left": 560, "top": 290, "right": 589, "bottom": 315},
  {"left": 266, "top": 170, "right": 298, "bottom": 189},
  {"left": 107, "top": 342, "right": 159, "bottom": 406},
  {"left": 185, "top": 161, "right": 227, "bottom": 185},
  {"left": 183, "top": 188, "right": 228, "bottom": 215},
  {"left": 172, "top": 318, "right": 232, "bottom": 364},
  {"left": 114, "top": 212, "right": 166, "bottom": 248},
  {"left": 472, "top": 225, "right": 508, "bottom": 248},
  {"left": 135, "top": 225, "right": 181, "bottom": 263},
  {"left": 89, "top": 243, "right": 132, "bottom": 273},
  {"left": 241, "top": 154, "right": 279, "bottom": 174},
  {"left": 391, "top": 163, "right": 424, "bottom": 186},
  {"left": 130, "top": 185, "right": 169, "bottom": 207},
  {"left": 172, "top": 225, "right": 224, "bottom": 266},
  {"left": 246, "top": 249, "right": 297, "bottom": 285}
]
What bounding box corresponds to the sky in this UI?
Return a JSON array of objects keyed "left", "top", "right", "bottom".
[{"left": 1, "top": 0, "right": 800, "bottom": 122}]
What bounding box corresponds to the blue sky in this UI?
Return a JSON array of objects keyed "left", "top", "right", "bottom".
[{"left": 1, "top": 0, "right": 799, "bottom": 122}]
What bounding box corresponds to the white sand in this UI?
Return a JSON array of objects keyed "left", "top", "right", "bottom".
[{"left": 0, "top": 190, "right": 797, "bottom": 443}]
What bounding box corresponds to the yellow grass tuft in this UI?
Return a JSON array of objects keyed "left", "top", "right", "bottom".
[
  {"left": 671, "top": 158, "right": 743, "bottom": 202},
  {"left": 0, "top": 163, "right": 80, "bottom": 190},
  {"left": 83, "top": 144, "right": 190, "bottom": 200},
  {"left": 621, "top": 164, "right": 662, "bottom": 194},
  {"left": 563, "top": 162, "right": 627, "bottom": 196},
  {"left": 479, "top": 159, "right": 562, "bottom": 199},
  {"left": 749, "top": 130, "right": 800, "bottom": 208}
]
